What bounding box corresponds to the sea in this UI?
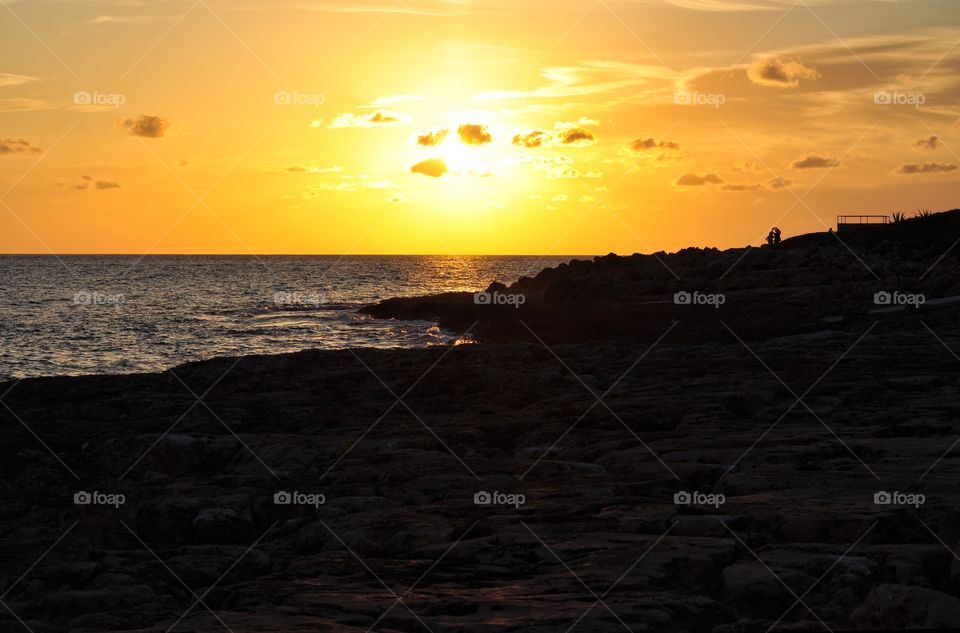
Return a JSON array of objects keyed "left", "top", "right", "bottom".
[{"left": 0, "top": 255, "right": 582, "bottom": 379}]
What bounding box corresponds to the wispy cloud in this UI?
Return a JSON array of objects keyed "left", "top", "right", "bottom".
[
  {"left": 0, "top": 73, "right": 39, "bottom": 88},
  {"left": 330, "top": 110, "right": 410, "bottom": 128},
  {"left": 896, "top": 162, "right": 957, "bottom": 174}
]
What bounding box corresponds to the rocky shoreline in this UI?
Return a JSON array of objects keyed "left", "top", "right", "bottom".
[{"left": 3, "top": 213, "right": 960, "bottom": 631}]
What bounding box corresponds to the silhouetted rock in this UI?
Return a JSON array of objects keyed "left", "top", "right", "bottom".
[{"left": 362, "top": 209, "right": 960, "bottom": 345}]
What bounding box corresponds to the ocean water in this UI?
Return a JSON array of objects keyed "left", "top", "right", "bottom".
[{"left": 0, "top": 255, "right": 581, "bottom": 379}]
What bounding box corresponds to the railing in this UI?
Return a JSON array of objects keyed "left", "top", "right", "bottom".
[{"left": 837, "top": 215, "right": 890, "bottom": 225}]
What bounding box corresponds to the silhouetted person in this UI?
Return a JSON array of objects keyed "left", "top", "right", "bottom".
[{"left": 766, "top": 227, "right": 782, "bottom": 247}]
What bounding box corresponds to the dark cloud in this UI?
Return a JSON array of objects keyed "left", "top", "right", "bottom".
[
  {"left": 791, "top": 155, "right": 839, "bottom": 169},
  {"left": 73, "top": 174, "right": 120, "bottom": 191},
  {"left": 747, "top": 57, "right": 819, "bottom": 88},
  {"left": 896, "top": 162, "right": 957, "bottom": 174},
  {"left": 556, "top": 125, "right": 595, "bottom": 146},
  {"left": 0, "top": 137, "right": 43, "bottom": 155},
  {"left": 416, "top": 129, "right": 449, "bottom": 146},
  {"left": 512, "top": 130, "right": 550, "bottom": 148},
  {"left": 117, "top": 115, "right": 169, "bottom": 138},
  {"left": 457, "top": 124, "right": 492, "bottom": 145},
  {"left": 677, "top": 173, "right": 723, "bottom": 186},
  {"left": 913, "top": 136, "right": 941, "bottom": 150},
  {"left": 767, "top": 176, "right": 793, "bottom": 190},
  {"left": 629, "top": 137, "right": 679, "bottom": 152},
  {"left": 410, "top": 157, "right": 448, "bottom": 178}
]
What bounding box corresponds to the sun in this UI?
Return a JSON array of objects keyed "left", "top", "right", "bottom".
[{"left": 438, "top": 133, "right": 491, "bottom": 175}]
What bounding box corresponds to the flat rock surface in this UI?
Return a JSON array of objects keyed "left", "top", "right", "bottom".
[{"left": 2, "top": 303, "right": 960, "bottom": 631}]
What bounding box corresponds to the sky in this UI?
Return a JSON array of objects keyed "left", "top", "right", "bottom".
[{"left": 1, "top": 0, "right": 959, "bottom": 255}]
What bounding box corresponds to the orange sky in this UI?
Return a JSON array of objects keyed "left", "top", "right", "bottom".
[{"left": 1, "top": 0, "right": 959, "bottom": 254}]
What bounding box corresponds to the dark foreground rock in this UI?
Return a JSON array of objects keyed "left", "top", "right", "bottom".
[{"left": 2, "top": 301, "right": 960, "bottom": 631}]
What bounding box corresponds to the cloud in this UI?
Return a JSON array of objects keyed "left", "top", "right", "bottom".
[
  {"left": 0, "top": 97, "right": 52, "bottom": 113},
  {"left": 281, "top": 165, "right": 342, "bottom": 173},
  {"left": 330, "top": 110, "right": 409, "bottom": 128},
  {"left": 416, "top": 128, "right": 449, "bottom": 146},
  {"left": 913, "top": 136, "right": 941, "bottom": 150},
  {"left": 87, "top": 15, "right": 166, "bottom": 25},
  {"left": 513, "top": 130, "right": 551, "bottom": 148},
  {"left": 628, "top": 137, "right": 680, "bottom": 152},
  {"left": 410, "top": 157, "right": 448, "bottom": 178},
  {"left": 721, "top": 183, "right": 761, "bottom": 192},
  {"left": 0, "top": 138, "right": 42, "bottom": 155},
  {"left": 896, "top": 162, "right": 958, "bottom": 174},
  {"left": 71, "top": 174, "right": 119, "bottom": 191},
  {"left": 74, "top": 175, "right": 93, "bottom": 191},
  {"left": 522, "top": 154, "right": 584, "bottom": 179},
  {"left": 457, "top": 123, "right": 492, "bottom": 145},
  {"left": 476, "top": 61, "right": 674, "bottom": 101},
  {"left": 555, "top": 125, "right": 596, "bottom": 146},
  {"left": 747, "top": 57, "right": 820, "bottom": 88},
  {"left": 677, "top": 173, "right": 724, "bottom": 186},
  {"left": 0, "top": 73, "right": 38, "bottom": 88},
  {"left": 767, "top": 176, "right": 793, "bottom": 190},
  {"left": 117, "top": 115, "right": 169, "bottom": 138},
  {"left": 512, "top": 123, "right": 597, "bottom": 148},
  {"left": 791, "top": 154, "right": 839, "bottom": 169}
]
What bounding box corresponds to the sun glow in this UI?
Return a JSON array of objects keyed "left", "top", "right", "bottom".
[{"left": 437, "top": 133, "right": 496, "bottom": 176}]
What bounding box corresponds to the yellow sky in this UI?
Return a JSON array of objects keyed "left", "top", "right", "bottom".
[{"left": 1, "top": 0, "right": 959, "bottom": 254}]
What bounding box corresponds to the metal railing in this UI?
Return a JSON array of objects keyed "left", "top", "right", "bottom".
[{"left": 837, "top": 215, "right": 890, "bottom": 225}]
